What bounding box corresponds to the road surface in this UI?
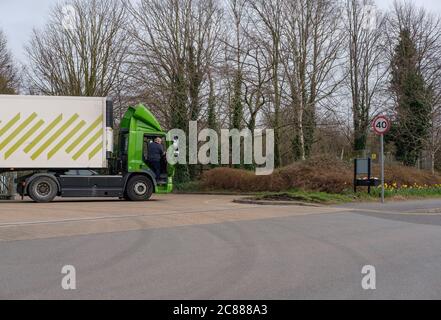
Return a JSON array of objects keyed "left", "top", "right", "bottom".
[{"left": 1, "top": 195, "right": 441, "bottom": 299}]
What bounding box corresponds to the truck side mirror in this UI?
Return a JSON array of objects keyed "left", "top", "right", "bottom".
[{"left": 173, "top": 137, "right": 179, "bottom": 158}]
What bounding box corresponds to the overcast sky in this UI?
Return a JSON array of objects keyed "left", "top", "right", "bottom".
[{"left": 1, "top": 0, "right": 441, "bottom": 63}]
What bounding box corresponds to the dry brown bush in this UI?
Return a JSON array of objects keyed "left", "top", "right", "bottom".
[
  {"left": 201, "top": 156, "right": 352, "bottom": 193},
  {"left": 380, "top": 165, "right": 441, "bottom": 187},
  {"left": 200, "top": 156, "right": 441, "bottom": 193}
]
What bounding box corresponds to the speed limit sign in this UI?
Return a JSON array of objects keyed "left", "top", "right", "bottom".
[
  {"left": 371, "top": 115, "right": 391, "bottom": 204},
  {"left": 372, "top": 115, "right": 391, "bottom": 135}
]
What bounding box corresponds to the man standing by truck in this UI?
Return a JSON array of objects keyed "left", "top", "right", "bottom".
[{"left": 148, "top": 137, "right": 165, "bottom": 180}]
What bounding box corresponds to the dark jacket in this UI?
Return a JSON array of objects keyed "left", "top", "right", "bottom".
[{"left": 148, "top": 142, "right": 164, "bottom": 161}]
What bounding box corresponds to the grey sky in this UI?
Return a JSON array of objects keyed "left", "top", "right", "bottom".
[
  {"left": 0, "top": 0, "right": 54, "bottom": 63},
  {"left": 1, "top": 0, "right": 441, "bottom": 63}
]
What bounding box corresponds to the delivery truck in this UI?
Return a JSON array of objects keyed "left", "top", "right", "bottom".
[{"left": 0, "top": 95, "right": 175, "bottom": 202}]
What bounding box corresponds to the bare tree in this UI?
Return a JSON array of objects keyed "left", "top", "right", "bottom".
[
  {"left": 247, "top": 0, "right": 284, "bottom": 167},
  {"left": 225, "top": 0, "right": 247, "bottom": 131},
  {"left": 344, "top": 0, "right": 388, "bottom": 153},
  {"left": 243, "top": 44, "right": 272, "bottom": 135},
  {"left": 222, "top": 0, "right": 272, "bottom": 136},
  {"left": 128, "top": 0, "right": 222, "bottom": 128},
  {"left": 0, "top": 30, "right": 18, "bottom": 94},
  {"left": 25, "top": 0, "right": 130, "bottom": 96},
  {"left": 428, "top": 105, "right": 441, "bottom": 173},
  {"left": 281, "top": 0, "right": 345, "bottom": 160}
]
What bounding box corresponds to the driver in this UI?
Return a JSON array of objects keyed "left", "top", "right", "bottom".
[{"left": 147, "top": 137, "right": 165, "bottom": 180}]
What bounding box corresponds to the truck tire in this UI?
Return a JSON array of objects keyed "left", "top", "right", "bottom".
[
  {"left": 126, "top": 175, "right": 154, "bottom": 201},
  {"left": 28, "top": 176, "right": 58, "bottom": 203}
]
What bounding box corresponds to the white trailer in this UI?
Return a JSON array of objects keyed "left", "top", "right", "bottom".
[{"left": 0, "top": 95, "right": 113, "bottom": 169}]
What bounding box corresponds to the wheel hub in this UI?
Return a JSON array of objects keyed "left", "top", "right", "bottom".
[
  {"left": 37, "top": 182, "right": 50, "bottom": 196},
  {"left": 134, "top": 182, "right": 147, "bottom": 195}
]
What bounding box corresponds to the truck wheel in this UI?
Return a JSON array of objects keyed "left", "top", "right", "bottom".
[
  {"left": 28, "top": 176, "right": 58, "bottom": 203},
  {"left": 126, "top": 176, "right": 153, "bottom": 201}
]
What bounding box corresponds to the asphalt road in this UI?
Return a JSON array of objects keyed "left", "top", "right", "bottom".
[{"left": 1, "top": 195, "right": 441, "bottom": 300}]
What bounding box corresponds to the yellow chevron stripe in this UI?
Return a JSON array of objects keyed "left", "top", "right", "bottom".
[
  {"left": 0, "top": 113, "right": 20, "bottom": 137},
  {"left": 0, "top": 113, "right": 37, "bottom": 151},
  {"left": 4, "top": 120, "right": 45, "bottom": 159},
  {"left": 47, "top": 120, "right": 86, "bottom": 160},
  {"left": 31, "top": 114, "right": 79, "bottom": 160},
  {"left": 66, "top": 116, "right": 102, "bottom": 154},
  {"left": 24, "top": 115, "right": 63, "bottom": 154},
  {"left": 72, "top": 130, "right": 102, "bottom": 160}
]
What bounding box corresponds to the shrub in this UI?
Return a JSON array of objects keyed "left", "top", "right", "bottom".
[
  {"left": 200, "top": 155, "right": 441, "bottom": 194},
  {"left": 201, "top": 156, "right": 352, "bottom": 194}
]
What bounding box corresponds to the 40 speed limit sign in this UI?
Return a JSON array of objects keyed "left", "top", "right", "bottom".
[
  {"left": 371, "top": 114, "right": 390, "bottom": 204},
  {"left": 372, "top": 115, "right": 391, "bottom": 135}
]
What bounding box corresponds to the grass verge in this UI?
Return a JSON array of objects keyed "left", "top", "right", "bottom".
[
  {"left": 253, "top": 187, "right": 441, "bottom": 204},
  {"left": 175, "top": 180, "right": 441, "bottom": 205},
  {"left": 254, "top": 190, "right": 355, "bottom": 204}
]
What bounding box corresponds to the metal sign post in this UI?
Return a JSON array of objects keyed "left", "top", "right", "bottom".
[
  {"left": 372, "top": 115, "right": 391, "bottom": 204},
  {"left": 380, "top": 134, "right": 385, "bottom": 203}
]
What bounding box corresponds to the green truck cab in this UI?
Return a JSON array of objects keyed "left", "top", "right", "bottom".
[{"left": 119, "top": 104, "right": 174, "bottom": 194}]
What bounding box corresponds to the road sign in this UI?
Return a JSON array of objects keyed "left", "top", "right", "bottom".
[
  {"left": 372, "top": 115, "right": 391, "bottom": 135},
  {"left": 372, "top": 115, "right": 390, "bottom": 204}
]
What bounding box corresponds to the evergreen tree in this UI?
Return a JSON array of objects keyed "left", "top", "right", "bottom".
[{"left": 391, "top": 29, "right": 431, "bottom": 166}]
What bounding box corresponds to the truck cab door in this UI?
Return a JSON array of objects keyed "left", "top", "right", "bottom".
[{"left": 143, "top": 135, "right": 168, "bottom": 184}]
